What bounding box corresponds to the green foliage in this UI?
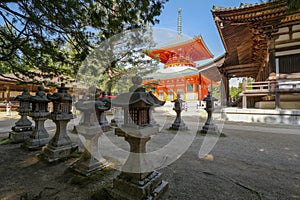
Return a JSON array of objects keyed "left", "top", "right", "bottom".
[
  {"left": 77, "top": 27, "right": 160, "bottom": 93},
  {"left": 0, "top": 137, "right": 12, "bottom": 145},
  {"left": 230, "top": 78, "right": 253, "bottom": 99},
  {"left": 230, "top": 85, "right": 243, "bottom": 100},
  {"left": 211, "top": 85, "right": 221, "bottom": 99},
  {"left": 0, "top": 0, "right": 169, "bottom": 86}
]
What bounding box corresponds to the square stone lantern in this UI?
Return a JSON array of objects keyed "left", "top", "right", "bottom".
[
  {"left": 22, "top": 86, "right": 51, "bottom": 150},
  {"left": 70, "top": 86, "right": 109, "bottom": 176},
  {"left": 41, "top": 83, "right": 78, "bottom": 162},
  {"left": 109, "top": 76, "right": 168, "bottom": 200},
  {"left": 10, "top": 88, "right": 33, "bottom": 143}
]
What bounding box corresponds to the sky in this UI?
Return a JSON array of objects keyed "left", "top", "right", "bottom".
[{"left": 154, "top": 0, "right": 264, "bottom": 58}]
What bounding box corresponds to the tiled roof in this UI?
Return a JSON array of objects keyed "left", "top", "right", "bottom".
[
  {"left": 143, "top": 66, "right": 198, "bottom": 80},
  {"left": 211, "top": 1, "right": 277, "bottom": 12}
]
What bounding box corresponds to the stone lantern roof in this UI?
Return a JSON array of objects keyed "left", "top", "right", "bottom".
[
  {"left": 47, "top": 83, "right": 72, "bottom": 102},
  {"left": 113, "top": 76, "right": 165, "bottom": 107},
  {"left": 31, "top": 86, "right": 50, "bottom": 103},
  {"left": 15, "top": 88, "right": 31, "bottom": 101}
]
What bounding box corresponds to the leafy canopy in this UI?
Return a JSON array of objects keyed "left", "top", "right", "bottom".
[{"left": 0, "top": 0, "right": 168, "bottom": 85}]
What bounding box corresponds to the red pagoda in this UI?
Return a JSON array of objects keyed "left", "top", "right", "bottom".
[{"left": 143, "top": 8, "right": 214, "bottom": 101}]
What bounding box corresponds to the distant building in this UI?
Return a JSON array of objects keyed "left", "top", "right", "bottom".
[{"left": 143, "top": 9, "right": 214, "bottom": 101}]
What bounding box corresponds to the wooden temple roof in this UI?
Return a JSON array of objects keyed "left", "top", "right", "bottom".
[
  {"left": 211, "top": 0, "right": 300, "bottom": 79},
  {"left": 197, "top": 54, "right": 225, "bottom": 82},
  {"left": 0, "top": 74, "right": 38, "bottom": 92},
  {"left": 147, "top": 35, "right": 213, "bottom": 66},
  {"left": 0, "top": 72, "right": 74, "bottom": 92}
]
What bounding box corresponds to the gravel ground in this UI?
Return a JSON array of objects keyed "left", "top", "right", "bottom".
[{"left": 0, "top": 112, "right": 299, "bottom": 200}]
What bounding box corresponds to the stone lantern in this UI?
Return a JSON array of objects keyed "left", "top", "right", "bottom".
[
  {"left": 199, "top": 91, "right": 220, "bottom": 134},
  {"left": 70, "top": 86, "right": 108, "bottom": 175},
  {"left": 10, "top": 88, "right": 33, "bottom": 143},
  {"left": 110, "top": 106, "right": 124, "bottom": 127},
  {"left": 22, "top": 86, "right": 51, "bottom": 149},
  {"left": 41, "top": 83, "right": 78, "bottom": 162},
  {"left": 95, "top": 91, "right": 111, "bottom": 132},
  {"left": 109, "top": 76, "right": 168, "bottom": 200},
  {"left": 170, "top": 94, "right": 188, "bottom": 130}
]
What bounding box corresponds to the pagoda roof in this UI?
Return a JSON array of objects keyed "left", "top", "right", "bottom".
[
  {"left": 143, "top": 65, "right": 215, "bottom": 86},
  {"left": 148, "top": 35, "right": 213, "bottom": 64},
  {"left": 143, "top": 66, "right": 199, "bottom": 80},
  {"left": 211, "top": 0, "right": 300, "bottom": 79}
]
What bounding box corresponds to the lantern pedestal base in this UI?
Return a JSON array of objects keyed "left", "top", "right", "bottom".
[
  {"left": 71, "top": 124, "right": 109, "bottom": 176},
  {"left": 109, "top": 171, "right": 168, "bottom": 200},
  {"left": 40, "top": 116, "right": 77, "bottom": 162},
  {"left": 170, "top": 122, "right": 188, "bottom": 131},
  {"left": 200, "top": 121, "right": 220, "bottom": 135},
  {"left": 9, "top": 130, "right": 32, "bottom": 143},
  {"left": 22, "top": 115, "right": 50, "bottom": 150},
  {"left": 169, "top": 109, "right": 188, "bottom": 131},
  {"left": 22, "top": 137, "right": 50, "bottom": 150},
  {"left": 70, "top": 157, "right": 108, "bottom": 176},
  {"left": 111, "top": 126, "right": 168, "bottom": 200},
  {"left": 41, "top": 143, "right": 78, "bottom": 162}
]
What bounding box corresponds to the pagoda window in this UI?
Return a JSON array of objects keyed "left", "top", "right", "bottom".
[{"left": 187, "top": 84, "right": 193, "bottom": 91}]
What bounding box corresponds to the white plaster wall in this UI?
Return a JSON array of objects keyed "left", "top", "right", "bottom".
[{"left": 222, "top": 108, "right": 300, "bottom": 125}]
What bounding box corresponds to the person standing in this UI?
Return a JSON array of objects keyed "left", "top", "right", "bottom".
[{"left": 4, "top": 99, "right": 12, "bottom": 116}]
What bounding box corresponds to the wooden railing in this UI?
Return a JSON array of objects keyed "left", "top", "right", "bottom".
[
  {"left": 243, "top": 81, "right": 271, "bottom": 94},
  {"left": 240, "top": 80, "right": 300, "bottom": 108}
]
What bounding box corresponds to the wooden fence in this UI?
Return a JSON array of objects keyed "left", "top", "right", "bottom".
[{"left": 240, "top": 80, "right": 300, "bottom": 108}]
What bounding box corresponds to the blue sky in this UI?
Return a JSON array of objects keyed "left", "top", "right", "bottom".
[{"left": 155, "top": 0, "right": 263, "bottom": 58}]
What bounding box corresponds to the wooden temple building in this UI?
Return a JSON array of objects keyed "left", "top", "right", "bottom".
[
  {"left": 143, "top": 9, "right": 214, "bottom": 101},
  {"left": 212, "top": 0, "right": 300, "bottom": 109},
  {"left": 0, "top": 73, "right": 73, "bottom": 110}
]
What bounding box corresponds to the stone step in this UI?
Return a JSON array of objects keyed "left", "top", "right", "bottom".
[{"left": 255, "top": 101, "right": 300, "bottom": 109}]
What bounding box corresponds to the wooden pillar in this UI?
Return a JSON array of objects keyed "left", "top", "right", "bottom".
[
  {"left": 221, "top": 75, "right": 229, "bottom": 106},
  {"left": 6, "top": 86, "right": 10, "bottom": 99},
  {"left": 275, "top": 92, "right": 280, "bottom": 110},
  {"left": 242, "top": 95, "right": 247, "bottom": 109},
  {"left": 275, "top": 58, "right": 281, "bottom": 109},
  {"left": 242, "top": 79, "right": 247, "bottom": 109},
  {"left": 268, "top": 36, "right": 276, "bottom": 75},
  {"left": 198, "top": 73, "right": 202, "bottom": 102}
]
